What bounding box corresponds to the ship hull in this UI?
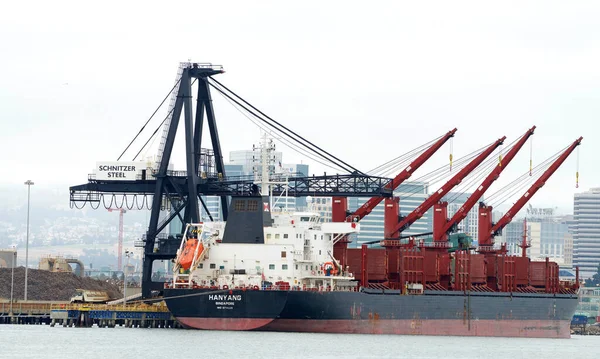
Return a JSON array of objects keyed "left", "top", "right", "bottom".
[{"left": 164, "top": 288, "right": 578, "bottom": 338}]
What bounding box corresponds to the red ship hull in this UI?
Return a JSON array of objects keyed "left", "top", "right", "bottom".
[{"left": 177, "top": 317, "right": 570, "bottom": 338}]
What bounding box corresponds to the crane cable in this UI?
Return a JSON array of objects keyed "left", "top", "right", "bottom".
[
  {"left": 213, "top": 85, "right": 347, "bottom": 173},
  {"left": 485, "top": 145, "right": 568, "bottom": 207},
  {"left": 444, "top": 136, "right": 520, "bottom": 204},
  {"left": 445, "top": 147, "right": 503, "bottom": 204},
  {"left": 117, "top": 77, "right": 182, "bottom": 161},
  {"left": 486, "top": 156, "right": 553, "bottom": 205},
  {"left": 398, "top": 141, "right": 496, "bottom": 199},
  {"left": 576, "top": 146, "right": 580, "bottom": 188},
  {"left": 366, "top": 135, "right": 444, "bottom": 176},
  {"left": 449, "top": 137, "right": 454, "bottom": 171},
  {"left": 131, "top": 79, "right": 197, "bottom": 161},
  {"left": 208, "top": 78, "right": 362, "bottom": 175},
  {"left": 529, "top": 136, "right": 533, "bottom": 176}
]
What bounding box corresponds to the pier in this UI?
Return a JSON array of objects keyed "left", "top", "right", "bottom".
[{"left": 0, "top": 300, "right": 180, "bottom": 328}]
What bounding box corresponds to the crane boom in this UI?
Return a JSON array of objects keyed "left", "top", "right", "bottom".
[
  {"left": 440, "top": 126, "right": 536, "bottom": 235},
  {"left": 486, "top": 136, "right": 583, "bottom": 240},
  {"left": 347, "top": 128, "right": 457, "bottom": 221},
  {"left": 391, "top": 136, "right": 506, "bottom": 236}
]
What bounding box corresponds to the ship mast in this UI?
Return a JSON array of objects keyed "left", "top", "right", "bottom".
[{"left": 260, "top": 133, "right": 270, "bottom": 196}]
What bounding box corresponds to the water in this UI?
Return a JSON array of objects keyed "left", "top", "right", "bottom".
[{"left": 1, "top": 325, "right": 598, "bottom": 359}]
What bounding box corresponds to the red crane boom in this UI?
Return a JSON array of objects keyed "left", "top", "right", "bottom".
[
  {"left": 389, "top": 136, "right": 506, "bottom": 237},
  {"left": 437, "top": 126, "right": 536, "bottom": 238},
  {"left": 479, "top": 136, "right": 583, "bottom": 246},
  {"left": 345, "top": 128, "right": 457, "bottom": 222}
]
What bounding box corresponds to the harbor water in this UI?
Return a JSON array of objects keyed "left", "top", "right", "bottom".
[{"left": 1, "top": 325, "right": 599, "bottom": 359}]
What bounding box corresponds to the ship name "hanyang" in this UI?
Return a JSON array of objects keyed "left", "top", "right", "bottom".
[{"left": 208, "top": 294, "right": 242, "bottom": 301}]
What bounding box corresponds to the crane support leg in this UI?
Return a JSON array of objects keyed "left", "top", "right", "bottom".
[
  {"left": 200, "top": 78, "right": 228, "bottom": 220},
  {"left": 183, "top": 70, "right": 201, "bottom": 223}
]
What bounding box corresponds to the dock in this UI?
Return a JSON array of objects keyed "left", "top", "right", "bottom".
[{"left": 0, "top": 300, "right": 180, "bottom": 328}]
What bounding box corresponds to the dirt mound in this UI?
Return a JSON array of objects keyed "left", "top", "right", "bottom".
[{"left": 0, "top": 267, "right": 122, "bottom": 301}]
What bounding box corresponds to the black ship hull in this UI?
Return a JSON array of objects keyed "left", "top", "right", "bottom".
[{"left": 163, "top": 288, "right": 579, "bottom": 338}]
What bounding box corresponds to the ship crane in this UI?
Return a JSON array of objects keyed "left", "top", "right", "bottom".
[
  {"left": 338, "top": 128, "right": 458, "bottom": 223},
  {"left": 432, "top": 126, "right": 536, "bottom": 242},
  {"left": 331, "top": 129, "right": 457, "bottom": 263},
  {"left": 478, "top": 136, "right": 583, "bottom": 250},
  {"left": 380, "top": 136, "right": 507, "bottom": 246}
]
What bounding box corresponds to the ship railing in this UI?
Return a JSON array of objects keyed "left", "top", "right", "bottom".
[
  {"left": 50, "top": 302, "right": 169, "bottom": 312},
  {"left": 419, "top": 241, "right": 451, "bottom": 248},
  {"left": 1, "top": 301, "right": 56, "bottom": 314},
  {"left": 164, "top": 283, "right": 362, "bottom": 292},
  {"left": 477, "top": 245, "right": 498, "bottom": 252}
]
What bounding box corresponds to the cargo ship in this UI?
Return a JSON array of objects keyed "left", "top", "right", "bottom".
[
  {"left": 163, "top": 134, "right": 581, "bottom": 338},
  {"left": 163, "top": 196, "right": 579, "bottom": 338}
]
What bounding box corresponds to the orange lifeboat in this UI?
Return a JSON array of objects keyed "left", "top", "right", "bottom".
[{"left": 178, "top": 238, "right": 204, "bottom": 270}]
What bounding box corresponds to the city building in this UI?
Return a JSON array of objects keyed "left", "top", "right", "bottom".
[
  {"left": 573, "top": 188, "right": 600, "bottom": 277},
  {"left": 442, "top": 192, "right": 480, "bottom": 238},
  {"left": 502, "top": 206, "right": 570, "bottom": 264},
  {"left": 196, "top": 137, "right": 310, "bottom": 223},
  {"left": 564, "top": 232, "right": 573, "bottom": 267}
]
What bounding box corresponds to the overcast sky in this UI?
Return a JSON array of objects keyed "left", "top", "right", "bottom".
[{"left": 1, "top": 1, "right": 598, "bottom": 215}]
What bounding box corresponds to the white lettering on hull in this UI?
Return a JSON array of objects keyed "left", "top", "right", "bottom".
[
  {"left": 209, "top": 294, "right": 242, "bottom": 309},
  {"left": 208, "top": 294, "right": 242, "bottom": 301}
]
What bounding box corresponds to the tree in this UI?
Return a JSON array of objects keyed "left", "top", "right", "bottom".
[{"left": 584, "top": 263, "right": 600, "bottom": 287}]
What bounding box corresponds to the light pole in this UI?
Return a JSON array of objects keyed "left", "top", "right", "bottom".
[
  {"left": 123, "top": 250, "right": 132, "bottom": 308},
  {"left": 24, "top": 180, "right": 34, "bottom": 301},
  {"left": 10, "top": 246, "right": 16, "bottom": 315}
]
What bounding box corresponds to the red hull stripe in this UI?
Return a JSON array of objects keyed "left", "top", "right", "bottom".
[
  {"left": 178, "top": 317, "right": 275, "bottom": 330},
  {"left": 176, "top": 317, "right": 570, "bottom": 338}
]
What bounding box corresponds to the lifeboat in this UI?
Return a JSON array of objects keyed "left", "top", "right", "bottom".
[{"left": 178, "top": 238, "right": 204, "bottom": 270}]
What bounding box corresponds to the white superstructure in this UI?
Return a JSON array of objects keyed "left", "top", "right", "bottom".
[{"left": 172, "top": 211, "right": 360, "bottom": 291}]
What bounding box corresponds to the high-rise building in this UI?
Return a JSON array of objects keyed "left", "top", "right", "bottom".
[
  {"left": 573, "top": 188, "right": 600, "bottom": 277},
  {"left": 198, "top": 138, "right": 309, "bottom": 221},
  {"left": 272, "top": 163, "right": 309, "bottom": 211},
  {"left": 442, "top": 192, "right": 480, "bottom": 238},
  {"left": 229, "top": 149, "right": 283, "bottom": 176}
]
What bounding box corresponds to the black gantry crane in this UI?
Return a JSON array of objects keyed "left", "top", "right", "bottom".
[{"left": 69, "top": 63, "right": 395, "bottom": 298}]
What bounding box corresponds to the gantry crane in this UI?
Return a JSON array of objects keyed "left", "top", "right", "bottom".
[
  {"left": 478, "top": 136, "right": 583, "bottom": 250},
  {"left": 432, "top": 126, "right": 536, "bottom": 242},
  {"left": 70, "top": 63, "right": 397, "bottom": 298},
  {"left": 108, "top": 208, "right": 127, "bottom": 270},
  {"left": 381, "top": 135, "right": 507, "bottom": 245}
]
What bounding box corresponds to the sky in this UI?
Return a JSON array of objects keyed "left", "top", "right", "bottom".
[{"left": 1, "top": 0, "right": 599, "bottom": 215}]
